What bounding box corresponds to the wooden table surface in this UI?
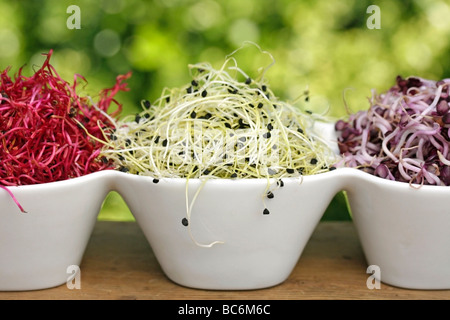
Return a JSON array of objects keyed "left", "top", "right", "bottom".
[{"left": 1, "top": 221, "right": 449, "bottom": 300}]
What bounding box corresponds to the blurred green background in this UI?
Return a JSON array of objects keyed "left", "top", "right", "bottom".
[{"left": 1, "top": 0, "right": 449, "bottom": 221}]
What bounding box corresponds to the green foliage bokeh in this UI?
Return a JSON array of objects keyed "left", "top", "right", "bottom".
[{"left": 1, "top": 0, "right": 449, "bottom": 220}]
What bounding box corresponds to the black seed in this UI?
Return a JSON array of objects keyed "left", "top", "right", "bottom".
[
  {"left": 267, "top": 123, "right": 273, "bottom": 131},
  {"left": 257, "top": 102, "right": 263, "bottom": 109},
  {"left": 181, "top": 218, "right": 189, "bottom": 226},
  {"left": 110, "top": 134, "right": 117, "bottom": 141},
  {"left": 261, "top": 85, "right": 267, "bottom": 92},
  {"left": 249, "top": 103, "right": 254, "bottom": 108},
  {"left": 267, "top": 191, "right": 274, "bottom": 199},
  {"left": 162, "top": 139, "right": 168, "bottom": 147},
  {"left": 118, "top": 155, "right": 125, "bottom": 161},
  {"left": 190, "top": 111, "right": 197, "bottom": 118},
  {"left": 305, "top": 96, "right": 309, "bottom": 102},
  {"left": 238, "top": 119, "right": 250, "bottom": 129},
  {"left": 0, "top": 92, "right": 8, "bottom": 104},
  {"left": 286, "top": 168, "right": 295, "bottom": 174},
  {"left": 205, "top": 113, "right": 212, "bottom": 119},
  {"left": 119, "top": 166, "right": 129, "bottom": 173},
  {"left": 263, "top": 208, "right": 270, "bottom": 215},
  {"left": 143, "top": 100, "right": 151, "bottom": 108},
  {"left": 154, "top": 136, "right": 160, "bottom": 144},
  {"left": 263, "top": 132, "right": 271, "bottom": 139},
  {"left": 144, "top": 113, "right": 151, "bottom": 119},
  {"left": 443, "top": 112, "right": 450, "bottom": 125},
  {"left": 101, "top": 157, "right": 108, "bottom": 164},
  {"left": 329, "top": 166, "right": 336, "bottom": 171},
  {"left": 310, "top": 158, "right": 318, "bottom": 165},
  {"left": 203, "top": 169, "right": 210, "bottom": 175},
  {"left": 245, "top": 77, "right": 252, "bottom": 85},
  {"left": 153, "top": 178, "right": 159, "bottom": 184},
  {"left": 297, "top": 128, "right": 304, "bottom": 134},
  {"left": 201, "top": 90, "right": 207, "bottom": 97},
  {"left": 191, "top": 80, "right": 198, "bottom": 86},
  {"left": 125, "top": 139, "right": 131, "bottom": 146},
  {"left": 68, "top": 107, "right": 76, "bottom": 117},
  {"left": 135, "top": 114, "right": 141, "bottom": 123},
  {"left": 225, "top": 123, "right": 231, "bottom": 129},
  {"left": 166, "top": 96, "right": 170, "bottom": 103},
  {"left": 186, "top": 86, "right": 192, "bottom": 94},
  {"left": 273, "top": 104, "right": 278, "bottom": 109},
  {"left": 277, "top": 180, "right": 284, "bottom": 187},
  {"left": 306, "top": 110, "right": 312, "bottom": 114},
  {"left": 231, "top": 173, "right": 238, "bottom": 178}
]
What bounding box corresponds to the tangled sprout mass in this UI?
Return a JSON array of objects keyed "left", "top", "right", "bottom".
[
  {"left": 336, "top": 75, "right": 450, "bottom": 186},
  {"left": 0, "top": 50, "right": 130, "bottom": 187},
  {"left": 100, "top": 57, "right": 338, "bottom": 181}
]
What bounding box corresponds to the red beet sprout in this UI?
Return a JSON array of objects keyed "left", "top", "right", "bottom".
[
  {"left": 335, "top": 75, "right": 450, "bottom": 186},
  {"left": 0, "top": 50, "right": 130, "bottom": 196}
]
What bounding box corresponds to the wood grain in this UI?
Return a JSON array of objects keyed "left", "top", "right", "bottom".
[{"left": 1, "top": 221, "right": 449, "bottom": 300}]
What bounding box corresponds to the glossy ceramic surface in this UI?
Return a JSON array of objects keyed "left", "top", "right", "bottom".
[
  {"left": 0, "top": 170, "right": 117, "bottom": 291},
  {"left": 115, "top": 171, "right": 345, "bottom": 290},
  {"left": 2, "top": 166, "right": 450, "bottom": 290}
]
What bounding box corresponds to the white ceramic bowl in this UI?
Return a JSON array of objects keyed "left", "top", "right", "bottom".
[
  {"left": 0, "top": 170, "right": 117, "bottom": 291},
  {"left": 3, "top": 161, "right": 449, "bottom": 291},
  {"left": 115, "top": 170, "right": 345, "bottom": 290},
  {"left": 340, "top": 168, "right": 450, "bottom": 290}
]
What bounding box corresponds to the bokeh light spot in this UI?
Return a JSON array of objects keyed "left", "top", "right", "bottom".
[
  {"left": 186, "top": 0, "right": 223, "bottom": 31},
  {"left": 426, "top": 1, "right": 450, "bottom": 31},
  {"left": 227, "top": 19, "right": 260, "bottom": 47},
  {"left": 102, "top": 0, "right": 125, "bottom": 14},
  {"left": 94, "top": 29, "right": 121, "bottom": 57},
  {"left": 0, "top": 29, "right": 20, "bottom": 58}
]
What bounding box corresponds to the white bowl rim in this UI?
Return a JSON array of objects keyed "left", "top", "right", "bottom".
[
  {"left": 2, "top": 166, "right": 450, "bottom": 191},
  {"left": 110, "top": 167, "right": 450, "bottom": 190},
  {"left": 0, "top": 170, "right": 117, "bottom": 191}
]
